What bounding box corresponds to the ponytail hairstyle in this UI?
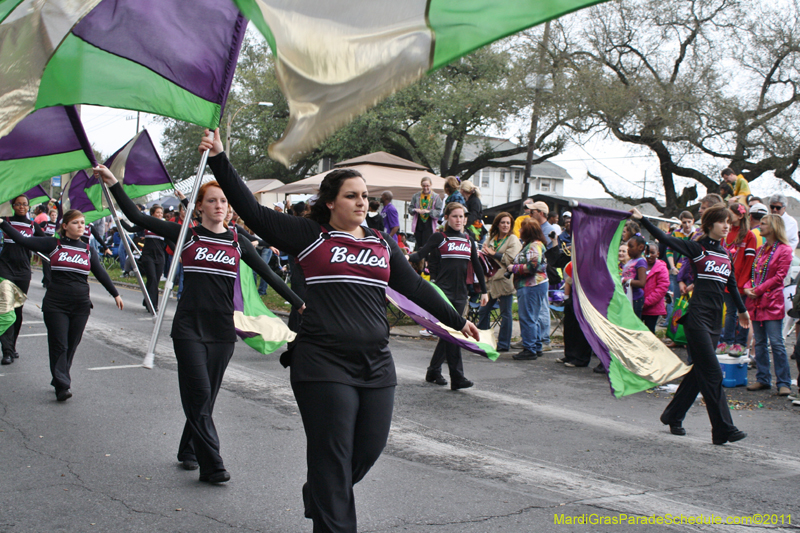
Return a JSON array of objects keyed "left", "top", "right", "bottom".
[
  {"left": 727, "top": 202, "right": 749, "bottom": 244},
  {"left": 60, "top": 209, "right": 85, "bottom": 234},
  {"left": 307, "top": 169, "right": 366, "bottom": 224}
]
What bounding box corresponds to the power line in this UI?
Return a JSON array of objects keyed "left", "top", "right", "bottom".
[{"left": 572, "top": 143, "right": 665, "bottom": 197}]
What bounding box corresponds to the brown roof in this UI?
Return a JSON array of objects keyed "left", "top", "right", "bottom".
[{"left": 335, "top": 151, "right": 430, "bottom": 171}]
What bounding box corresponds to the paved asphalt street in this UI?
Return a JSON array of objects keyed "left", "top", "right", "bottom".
[{"left": 1, "top": 279, "right": 799, "bottom": 532}]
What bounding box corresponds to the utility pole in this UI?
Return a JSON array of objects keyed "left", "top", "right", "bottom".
[
  {"left": 136, "top": 111, "right": 140, "bottom": 134},
  {"left": 225, "top": 102, "right": 273, "bottom": 154},
  {"left": 521, "top": 21, "right": 551, "bottom": 213}
]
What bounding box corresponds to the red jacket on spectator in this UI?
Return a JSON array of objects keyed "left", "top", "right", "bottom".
[
  {"left": 724, "top": 226, "right": 757, "bottom": 293},
  {"left": 643, "top": 259, "right": 669, "bottom": 317},
  {"left": 744, "top": 242, "right": 793, "bottom": 322}
]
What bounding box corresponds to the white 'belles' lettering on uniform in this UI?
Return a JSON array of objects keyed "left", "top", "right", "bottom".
[
  {"left": 194, "top": 247, "right": 236, "bottom": 265},
  {"left": 57, "top": 251, "right": 89, "bottom": 266},
  {"left": 446, "top": 242, "right": 471, "bottom": 253},
  {"left": 330, "top": 246, "right": 389, "bottom": 269},
  {"left": 703, "top": 261, "right": 731, "bottom": 277}
]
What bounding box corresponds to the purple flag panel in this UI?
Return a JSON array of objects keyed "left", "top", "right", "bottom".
[
  {"left": 0, "top": 107, "right": 95, "bottom": 163},
  {"left": 71, "top": 0, "right": 246, "bottom": 117},
  {"left": 62, "top": 170, "right": 101, "bottom": 214},
  {"left": 104, "top": 130, "right": 172, "bottom": 188}
]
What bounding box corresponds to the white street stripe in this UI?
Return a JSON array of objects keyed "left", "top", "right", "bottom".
[
  {"left": 87, "top": 364, "right": 145, "bottom": 371},
  {"left": 17, "top": 333, "right": 48, "bottom": 337}
]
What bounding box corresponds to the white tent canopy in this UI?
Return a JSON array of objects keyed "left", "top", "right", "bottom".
[{"left": 271, "top": 152, "right": 446, "bottom": 202}]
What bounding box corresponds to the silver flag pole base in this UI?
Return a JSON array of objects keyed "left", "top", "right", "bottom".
[{"left": 142, "top": 352, "right": 155, "bottom": 369}]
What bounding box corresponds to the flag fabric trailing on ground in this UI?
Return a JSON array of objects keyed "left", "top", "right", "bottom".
[
  {"left": 571, "top": 203, "right": 691, "bottom": 398},
  {"left": 0, "top": 0, "right": 247, "bottom": 138},
  {"left": 0, "top": 184, "right": 50, "bottom": 218},
  {"left": 233, "top": 261, "right": 296, "bottom": 354},
  {"left": 233, "top": 0, "right": 608, "bottom": 165},
  {"left": 0, "top": 106, "right": 95, "bottom": 204},
  {"left": 386, "top": 284, "right": 499, "bottom": 361}
]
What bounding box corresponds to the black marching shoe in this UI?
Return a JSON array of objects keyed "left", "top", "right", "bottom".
[
  {"left": 1, "top": 354, "right": 12, "bottom": 365},
  {"left": 451, "top": 379, "right": 474, "bottom": 391},
  {"left": 513, "top": 349, "right": 538, "bottom": 361},
  {"left": 713, "top": 430, "right": 747, "bottom": 446},
  {"left": 56, "top": 389, "right": 72, "bottom": 402},
  {"left": 425, "top": 372, "right": 447, "bottom": 386},
  {"left": 182, "top": 459, "right": 199, "bottom": 471},
  {"left": 199, "top": 469, "right": 230, "bottom": 483},
  {"left": 12, "top": 351, "right": 19, "bottom": 359},
  {"left": 593, "top": 363, "right": 607, "bottom": 374},
  {"left": 659, "top": 414, "right": 686, "bottom": 436}
]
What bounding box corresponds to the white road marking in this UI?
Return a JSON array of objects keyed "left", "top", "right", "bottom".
[
  {"left": 17, "top": 333, "right": 48, "bottom": 337},
  {"left": 87, "top": 364, "right": 144, "bottom": 371}
]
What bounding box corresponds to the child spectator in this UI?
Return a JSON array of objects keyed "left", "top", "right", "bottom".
[
  {"left": 621, "top": 236, "right": 647, "bottom": 318},
  {"left": 643, "top": 243, "right": 669, "bottom": 332}
]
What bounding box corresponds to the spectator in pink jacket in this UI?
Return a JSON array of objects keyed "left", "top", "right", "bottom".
[
  {"left": 642, "top": 243, "right": 669, "bottom": 333},
  {"left": 743, "top": 215, "right": 793, "bottom": 396}
]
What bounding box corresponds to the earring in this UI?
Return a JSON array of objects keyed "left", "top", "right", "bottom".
[{"left": 327, "top": 204, "right": 333, "bottom": 209}]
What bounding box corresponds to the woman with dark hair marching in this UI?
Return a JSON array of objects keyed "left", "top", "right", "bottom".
[
  {"left": 0, "top": 209, "right": 123, "bottom": 400},
  {"left": 120, "top": 204, "right": 168, "bottom": 311},
  {"left": 199, "top": 128, "right": 479, "bottom": 533},
  {"left": 410, "top": 202, "right": 488, "bottom": 389},
  {"left": 632, "top": 205, "right": 751, "bottom": 445},
  {"left": 0, "top": 195, "right": 46, "bottom": 365},
  {"left": 95, "top": 164, "right": 304, "bottom": 484}
]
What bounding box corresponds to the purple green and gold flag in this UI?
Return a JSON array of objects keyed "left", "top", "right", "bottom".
[
  {"left": 233, "top": 0, "right": 608, "bottom": 165},
  {"left": 234, "top": 261, "right": 296, "bottom": 354},
  {"left": 0, "top": 0, "right": 246, "bottom": 138},
  {"left": 0, "top": 106, "right": 95, "bottom": 204},
  {"left": 0, "top": 184, "right": 50, "bottom": 218},
  {"left": 386, "top": 284, "right": 499, "bottom": 361},
  {"left": 571, "top": 203, "right": 691, "bottom": 398},
  {"left": 0, "top": 277, "right": 26, "bottom": 337}
]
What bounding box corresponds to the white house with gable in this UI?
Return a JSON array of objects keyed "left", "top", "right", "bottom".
[{"left": 460, "top": 137, "right": 573, "bottom": 208}]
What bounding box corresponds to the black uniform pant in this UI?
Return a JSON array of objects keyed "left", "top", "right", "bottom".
[
  {"left": 1, "top": 278, "right": 29, "bottom": 358},
  {"left": 140, "top": 254, "right": 164, "bottom": 311},
  {"left": 174, "top": 340, "right": 234, "bottom": 476},
  {"left": 414, "top": 221, "right": 433, "bottom": 250},
  {"left": 428, "top": 298, "right": 466, "bottom": 381},
  {"left": 43, "top": 311, "right": 89, "bottom": 392},
  {"left": 563, "top": 296, "right": 592, "bottom": 366},
  {"left": 661, "top": 324, "right": 737, "bottom": 440},
  {"left": 292, "top": 381, "right": 394, "bottom": 533}
]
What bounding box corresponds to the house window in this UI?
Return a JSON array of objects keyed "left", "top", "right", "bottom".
[
  {"left": 540, "top": 178, "right": 551, "bottom": 192},
  {"left": 514, "top": 170, "right": 521, "bottom": 183},
  {"left": 481, "top": 169, "right": 490, "bottom": 187},
  {"left": 500, "top": 169, "right": 507, "bottom": 183}
]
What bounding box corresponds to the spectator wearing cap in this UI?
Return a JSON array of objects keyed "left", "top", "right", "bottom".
[
  {"left": 717, "top": 202, "right": 757, "bottom": 356},
  {"left": 722, "top": 168, "right": 750, "bottom": 203},
  {"left": 749, "top": 203, "right": 769, "bottom": 248},
  {"left": 530, "top": 201, "right": 556, "bottom": 249},
  {"left": 273, "top": 202, "right": 284, "bottom": 213},
  {"left": 768, "top": 193, "right": 799, "bottom": 250},
  {"left": 512, "top": 199, "right": 534, "bottom": 238}
]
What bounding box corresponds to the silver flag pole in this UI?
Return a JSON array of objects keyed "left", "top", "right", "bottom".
[
  {"left": 99, "top": 181, "right": 155, "bottom": 315},
  {"left": 141, "top": 149, "right": 208, "bottom": 369}
]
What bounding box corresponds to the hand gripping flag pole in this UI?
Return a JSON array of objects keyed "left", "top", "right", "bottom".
[
  {"left": 99, "top": 181, "right": 155, "bottom": 316},
  {"left": 142, "top": 145, "right": 210, "bottom": 369}
]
